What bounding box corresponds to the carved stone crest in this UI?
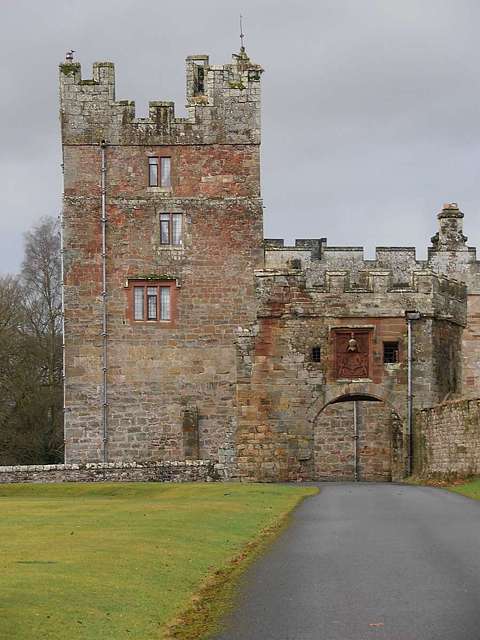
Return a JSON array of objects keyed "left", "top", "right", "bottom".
[{"left": 334, "top": 330, "right": 370, "bottom": 379}]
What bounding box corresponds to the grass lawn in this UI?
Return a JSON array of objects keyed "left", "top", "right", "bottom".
[
  {"left": 449, "top": 477, "right": 480, "bottom": 500},
  {"left": 0, "top": 482, "right": 315, "bottom": 640}
]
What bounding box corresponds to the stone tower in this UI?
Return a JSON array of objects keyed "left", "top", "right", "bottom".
[{"left": 60, "top": 49, "right": 264, "bottom": 463}]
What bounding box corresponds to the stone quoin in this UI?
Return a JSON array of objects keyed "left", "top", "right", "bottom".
[{"left": 58, "top": 48, "right": 480, "bottom": 482}]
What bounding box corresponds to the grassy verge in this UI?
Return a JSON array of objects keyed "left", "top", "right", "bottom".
[
  {"left": 406, "top": 475, "right": 480, "bottom": 501},
  {"left": 0, "top": 482, "right": 316, "bottom": 640},
  {"left": 448, "top": 477, "right": 480, "bottom": 500}
]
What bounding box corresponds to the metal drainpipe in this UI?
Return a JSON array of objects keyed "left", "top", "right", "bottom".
[
  {"left": 406, "top": 310, "right": 421, "bottom": 475},
  {"left": 353, "top": 400, "right": 359, "bottom": 481},
  {"left": 100, "top": 140, "right": 108, "bottom": 463},
  {"left": 60, "top": 155, "right": 67, "bottom": 463}
]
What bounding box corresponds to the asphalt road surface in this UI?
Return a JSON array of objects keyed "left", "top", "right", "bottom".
[{"left": 214, "top": 483, "right": 480, "bottom": 640}]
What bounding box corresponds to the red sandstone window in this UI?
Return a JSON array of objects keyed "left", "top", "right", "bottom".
[
  {"left": 160, "top": 213, "right": 182, "bottom": 245},
  {"left": 129, "top": 281, "right": 176, "bottom": 324},
  {"left": 148, "top": 157, "right": 171, "bottom": 188}
]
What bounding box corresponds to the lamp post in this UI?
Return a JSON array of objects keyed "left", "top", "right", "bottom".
[{"left": 405, "top": 310, "right": 421, "bottom": 475}]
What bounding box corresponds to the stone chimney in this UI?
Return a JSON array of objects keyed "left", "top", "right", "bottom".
[{"left": 431, "top": 202, "right": 467, "bottom": 251}]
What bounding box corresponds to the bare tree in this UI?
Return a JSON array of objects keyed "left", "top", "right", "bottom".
[
  {"left": 21, "top": 216, "right": 63, "bottom": 462},
  {"left": 0, "top": 217, "right": 63, "bottom": 464}
]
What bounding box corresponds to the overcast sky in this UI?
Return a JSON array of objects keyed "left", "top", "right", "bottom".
[{"left": 1, "top": 0, "right": 480, "bottom": 273}]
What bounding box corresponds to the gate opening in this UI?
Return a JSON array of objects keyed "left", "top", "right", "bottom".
[{"left": 314, "top": 394, "right": 404, "bottom": 482}]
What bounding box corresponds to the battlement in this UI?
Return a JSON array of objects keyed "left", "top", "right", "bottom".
[
  {"left": 323, "top": 269, "right": 465, "bottom": 299},
  {"left": 257, "top": 265, "right": 464, "bottom": 296},
  {"left": 60, "top": 50, "right": 263, "bottom": 146},
  {"left": 255, "top": 267, "right": 467, "bottom": 325},
  {"left": 264, "top": 224, "right": 480, "bottom": 292},
  {"left": 264, "top": 238, "right": 422, "bottom": 277}
]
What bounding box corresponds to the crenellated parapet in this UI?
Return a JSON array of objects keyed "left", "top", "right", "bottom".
[
  {"left": 60, "top": 50, "right": 263, "bottom": 146},
  {"left": 255, "top": 267, "right": 467, "bottom": 326},
  {"left": 264, "top": 203, "right": 480, "bottom": 292}
]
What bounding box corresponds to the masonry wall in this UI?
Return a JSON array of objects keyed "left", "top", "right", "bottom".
[
  {"left": 265, "top": 205, "right": 478, "bottom": 401},
  {"left": 233, "top": 270, "right": 465, "bottom": 481},
  {"left": 415, "top": 398, "right": 480, "bottom": 477},
  {"left": 61, "top": 52, "right": 264, "bottom": 464},
  {"left": 0, "top": 460, "right": 221, "bottom": 484},
  {"left": 60, "top": 53, "right": 476, "bottom": 482}
]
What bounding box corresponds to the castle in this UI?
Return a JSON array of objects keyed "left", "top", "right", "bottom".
[{"left": 60, "top": 49, "right": 480, "bottom": 482}]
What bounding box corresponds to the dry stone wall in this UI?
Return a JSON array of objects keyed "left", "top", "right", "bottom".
[
  {"left": 0, "top": 460, "right": 222, "bottom": 484},
  {"left": 415, "top": 398, "right": 480, "bottom": 478}
]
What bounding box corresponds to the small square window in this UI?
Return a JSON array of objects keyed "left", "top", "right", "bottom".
[
  {"left": 383, "top": 342, "right": 399, "bottom": 364},
  {"left": 148, "top": 156, "right": 172, "bottom": 188},
  {"left": 311, "top": 346, "right": 321, "bottom": 363},
  {"left": 160, "top": 213, "right": 182, "bottom": 246}
]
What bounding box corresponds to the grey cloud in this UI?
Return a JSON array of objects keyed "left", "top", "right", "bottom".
[{"left": 1, "top": 0, "right": 480, "bottom": 272}]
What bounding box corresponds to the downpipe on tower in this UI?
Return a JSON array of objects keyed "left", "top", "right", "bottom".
[
  {"left": 60, "top": 153, "right": 67, "bottom": 462},
  {"left": 100, "top": 140, "right": 108, "bottom": 463},
  {"left": 405, "top": 310, "right": 421, "bottom": 476}
]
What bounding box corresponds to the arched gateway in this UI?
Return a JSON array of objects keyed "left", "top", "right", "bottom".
[{"left": 314, "top": 393, "right": 405, "bottom": 482}]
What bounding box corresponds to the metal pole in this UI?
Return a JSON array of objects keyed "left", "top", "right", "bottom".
[
  {"left": 406, "top": 310, "right": 420, "bottom": 475},
  {"left": 407, "top": 317, "right": 413, "bottom": 475},
  {"left": 100, "top": 141, "right": 108, "bottom": 463},
  {"left": 353, "top": 400, "right": 359, "bottom": 481},
  {"left": 60, "top": 155, "right": 67, "bottom": 463}
]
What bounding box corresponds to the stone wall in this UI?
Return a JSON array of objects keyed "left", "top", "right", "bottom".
[
  {"left": 415, "top": 398, "right": 480, "bottom": 477},
  {"left": 233, "top": 267, "right": 465, "bottom": 481},
  {"left": 60, "top": 48, "right": 479, "bottom": 484},
  {"left": 61, "top": 51, "right": 264, "bottom": 464},
  {"left": 0, "top": 460, "right": 222, "bottom": 484},
  {"left": 265, "top": 203, "right": 479, "bottom": 402},
  {"left": 59, "top": 53, "right": 262, "bottom": 146}
]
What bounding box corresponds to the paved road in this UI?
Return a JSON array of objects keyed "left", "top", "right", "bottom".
[{"left": 214, "top": 483, "right": 480, "bottom": 640}]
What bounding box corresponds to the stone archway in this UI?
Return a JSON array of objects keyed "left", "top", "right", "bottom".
[{"left": 313, "top": 393, "right": 405, "bottom": 482}]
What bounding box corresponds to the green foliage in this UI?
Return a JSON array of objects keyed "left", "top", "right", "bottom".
[
  {"left": 132, "top": 273, "right": 175, "bottom": 281},
  {"left": 60, "top": 63, "right": 80, "bottom": 76},
  {"left": 228, "top": 81, "right": 246, "bottom": 90},
  {"left": 0, "top": 483, "right": 315, "bottom": 640}
]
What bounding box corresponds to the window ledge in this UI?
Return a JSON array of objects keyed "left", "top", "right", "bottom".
[
  {"left": 132, "top": 320, "right": 174, "bottom": 325},
  {"left": 155, "top": 244, "right": 184, "bottom": 251},
  {"left": 334, "top": 378, "right": 373, "bottom": 384},
  {"left": 147, "top": 187, "right": 173, "bottom": 194}
]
